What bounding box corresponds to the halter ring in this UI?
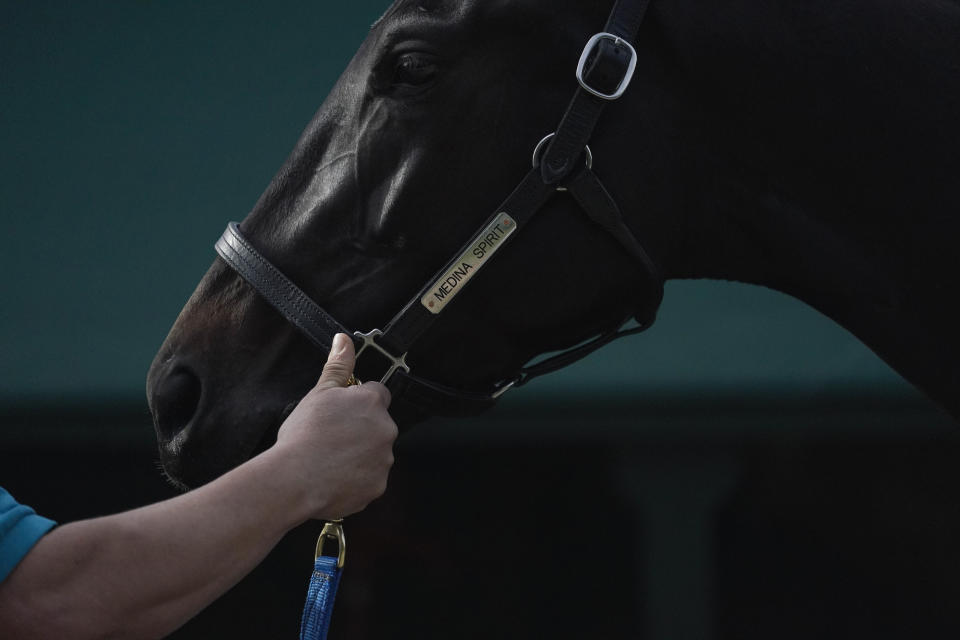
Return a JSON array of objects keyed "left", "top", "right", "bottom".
[{"left": 531, "top": 132, "right": 593, "bottom": 191}]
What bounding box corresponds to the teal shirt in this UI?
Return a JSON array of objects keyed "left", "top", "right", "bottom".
[{"left": 0, "top": 487, "right": 56, "bottom": 582}]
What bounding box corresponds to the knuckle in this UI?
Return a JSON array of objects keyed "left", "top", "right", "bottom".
[
  {"left": 378, "top": 422, "right": 398, "bottom": 445},
  {"left": 322, "top": 363, "right": 349, "bottom": 378},
  {"left": 362, "top": 382, "right": 390, "bottom": 405}
]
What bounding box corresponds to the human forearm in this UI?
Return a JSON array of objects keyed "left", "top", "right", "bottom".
[
  {"left": 0, "top": 334, "right": 396, "bottom": 639},
  {"left": 0, "top": 447, "right": 310, "bottom": 640}
]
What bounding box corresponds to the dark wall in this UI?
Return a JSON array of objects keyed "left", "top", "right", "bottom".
[{"left": 2, "top": 2, "right": 957, "bottom": 639}]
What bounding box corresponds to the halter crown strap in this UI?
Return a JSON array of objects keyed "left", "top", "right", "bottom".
[{"left": 541, "top": 0, "right": 652, "bottom": 184}]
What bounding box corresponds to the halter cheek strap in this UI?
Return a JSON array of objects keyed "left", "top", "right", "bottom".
[{"left": 214, "top": 0, "right": 663, "bottom": 417}]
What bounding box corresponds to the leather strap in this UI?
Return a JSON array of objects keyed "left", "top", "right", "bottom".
[
  {"left": 213, "top": 224, "right": 503, "bottom": 413},
  {"left": 213, "top": 220, "right": 648, "bottom": 415},
  {"left": 540, "top": 0, "right": 652, "bottom": 184},
  {"left": 215, "top": 222, "right": 350, "bottom": 350},
  {"left": 565, "top": 166, "right": 664, "bottom": 325},
  {"left": 376, "top": 167, "right": 556, "bottom": 358},
  {"left": 513, "top": 320, "right": 651, "bottom": 388},
  {"left": 389, "top": 370, "right": 498, "bottom": 416}
]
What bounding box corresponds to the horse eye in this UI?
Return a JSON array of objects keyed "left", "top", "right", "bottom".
[{"left": 393, "top": 52, "right": 438, "bottom": 88}]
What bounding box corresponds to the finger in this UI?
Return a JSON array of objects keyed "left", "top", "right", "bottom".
[
  {"left": 358, "top": 381, "right": 392, "bottom": 408},
  {"left": 314, "top": 333, "right": 356, "bottom": 391}
]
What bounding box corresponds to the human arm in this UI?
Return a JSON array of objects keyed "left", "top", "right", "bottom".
[{"left": 0, "top": 333, "right": 396, "bottom": 640}]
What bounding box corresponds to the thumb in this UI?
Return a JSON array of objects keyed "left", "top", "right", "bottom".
[{"left": 314, "top": 333, "right": 356, "bottom": 391}]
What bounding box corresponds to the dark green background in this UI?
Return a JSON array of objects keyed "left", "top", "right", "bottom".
[
  {"left": 0, "top": 0, "right": 912, "bottom": 403},
  {"left": 2, "top": 2, "right": 957, "bottom": 639}
]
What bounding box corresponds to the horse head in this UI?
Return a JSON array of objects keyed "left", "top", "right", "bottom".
[
  {"left": 147, "top": 0, "right": 668, "bottom": 488},
  {"left": 148, "top": 0, "right": 960, "bottom": 489}
]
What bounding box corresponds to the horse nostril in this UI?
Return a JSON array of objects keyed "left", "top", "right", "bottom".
[{"left": 152, "top": 366, "right": 203, "bottom": 442}]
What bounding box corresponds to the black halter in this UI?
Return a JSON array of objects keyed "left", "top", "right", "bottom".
[{"left": 215, "top": 0, "right": 663, "bottom": 418}]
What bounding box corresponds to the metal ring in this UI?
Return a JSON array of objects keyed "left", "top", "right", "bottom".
[
  {"left": 315, "top": 519, "right": 346, "bottom": 568},
  {"left": 531, "top": 132, "right": 593, "bottom": 170}
]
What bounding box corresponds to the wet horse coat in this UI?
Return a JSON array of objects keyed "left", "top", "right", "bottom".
[{"left": 147, "top": 0, "right": 960, "bottom": 488}]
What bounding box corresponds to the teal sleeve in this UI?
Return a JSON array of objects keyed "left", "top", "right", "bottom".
[{"left": 0, "top": 486, "right": 57, "bottom": 583}]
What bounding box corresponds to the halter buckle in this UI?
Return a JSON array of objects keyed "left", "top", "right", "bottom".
[
  {"left": 576, "top": 32, "right": 638, "bottom": 101},
  {"left": 353, "top": 329, "right": 410, "bottom": 385}
]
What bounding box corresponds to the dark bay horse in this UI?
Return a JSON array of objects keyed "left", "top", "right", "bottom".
[{"left": 147, "top": 0, "right": 960, "bottom": 488}]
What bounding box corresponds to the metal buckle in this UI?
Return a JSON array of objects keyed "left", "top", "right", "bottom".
[
  {"left": 531, "top": 132, "right": 593, "bottom": 192},
  {"left": 353, "top": 329, "right": 410, "bottom": 385},
  {"left": 315, "top": 519, "right": 346, "bottom": 569},
  {"left": 532, "top": 133, "right": 593, "bottom": 170},
  {"left": 576, "top": 32, "right": 638, "bottom": 101}
]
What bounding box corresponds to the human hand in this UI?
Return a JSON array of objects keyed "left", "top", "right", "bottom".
[{"left": 271, "top": 333, "right": 397, "bottom": 521}]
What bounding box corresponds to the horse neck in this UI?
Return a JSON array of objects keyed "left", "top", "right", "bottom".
[{"left": 608, "top": 0, "right": 960, "bottom": 415}]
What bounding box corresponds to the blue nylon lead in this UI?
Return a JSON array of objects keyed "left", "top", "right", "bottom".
[{"left": 299, "top": 556, "right": 342, "bottom": 640}]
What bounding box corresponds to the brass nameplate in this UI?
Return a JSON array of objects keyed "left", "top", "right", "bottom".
[{"left": 421, "top": 213, "right": 517, "bottom": 314}]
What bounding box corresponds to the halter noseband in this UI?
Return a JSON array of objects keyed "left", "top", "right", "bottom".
[{"left": 215, "top": 0, "right": 662, "bottom": 418}]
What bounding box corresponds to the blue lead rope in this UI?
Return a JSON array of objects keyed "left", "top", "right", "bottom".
[
  {"left": 300, "top": 520, "right": 346, "bottom": 640},
  {"left": 299, "top": 556, "right": 342, "bottom": 640}
]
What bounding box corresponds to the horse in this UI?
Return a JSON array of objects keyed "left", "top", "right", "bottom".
[{"left": 146, "top": 0, "right": 960, "bottom": 489}]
